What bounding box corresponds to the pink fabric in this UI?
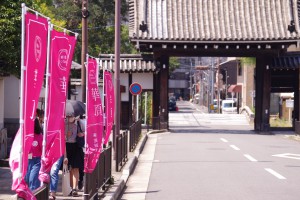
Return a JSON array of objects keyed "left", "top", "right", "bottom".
[
  {"left": 84, "top": 58, "right": 103, "bottom": 173},
  {"left": 39, "top": 30, "right": 76, "bottom": 183},
  {"left": 30, "top": 133, "right": 43, "bottom": 158},
  {"left": 9, "top": 12, "right": 48, "bottom": 199},
  {"left": 104, "top": 71, "right": 115, "bottom": 144}
]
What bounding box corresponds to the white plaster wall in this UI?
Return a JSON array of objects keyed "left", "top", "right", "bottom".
[
  {"left": 120, "top": 73, "right": 129, "bottom": 101},
  {"left": 72, "top": 85, "right": 104, "bottom": 102},
  {"left": 132, "top": 73, "right": 153, "bottom": 90},
  {"left": 0, "top": 78, "right": 4, "bottom": 129},
  {"left": 4, "top": 76, "right": 20, "bottom": 119}
]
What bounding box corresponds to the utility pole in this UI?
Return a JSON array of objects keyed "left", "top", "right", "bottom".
[
  {"left": 114, "top": 0, "right": 121, "bottom": 147},
  {"left": 81, "top": 0, "right": 89, "bottom": 103},
  {"left": 82, "top": 2, "right": 89, "bottom": 199}
]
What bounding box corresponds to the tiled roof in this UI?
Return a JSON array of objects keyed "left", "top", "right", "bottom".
[
  {"left": 98, "top": 54, "right": 156, "bottom": 72},
  {"left": 129, "top": 0, "right": 300, "bottom": 43},
  {"left": 271, "top": 54, "right": 300, "bottom": 69}
]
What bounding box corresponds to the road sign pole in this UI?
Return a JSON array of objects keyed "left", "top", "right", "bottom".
[{"left": 136, "top": 94, "right": 139, "bottom": 120}]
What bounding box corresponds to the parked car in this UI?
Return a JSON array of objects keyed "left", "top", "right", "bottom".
[{"left": 221, "top": 99, "right": 237, "bottom": 114}]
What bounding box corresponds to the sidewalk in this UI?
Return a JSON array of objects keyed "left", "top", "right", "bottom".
[{"left": 0, "top": 129, "right": 164, "bottom": 200}]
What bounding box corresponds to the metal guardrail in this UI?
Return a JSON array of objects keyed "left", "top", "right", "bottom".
[
  {"left": 31, "top": 144, "right": 112, "bottom": 200},
  {"left": 116, "top": 131, "right": 128, "bottom": 172},
  {"left": 85, "top": 142, "right": 112, "bottom": 200},
  {"left": 129, "top": 119, "right": 142, "bottom": 152}
]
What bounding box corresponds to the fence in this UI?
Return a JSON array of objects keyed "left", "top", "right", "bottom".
[
  {"left": 129, "top": 119, "right": 142, "bottom": 152},
  {"left": 116, "top": 131, "right": 128, "bottom": 172},
  {"left": 21, "top": 118, "right": 148, "bottom": 199},
  {"left": 85, "top": 142, "right": 112, "bottom": 200}
]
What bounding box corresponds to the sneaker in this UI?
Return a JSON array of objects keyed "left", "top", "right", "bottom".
[
  {"left": 78, "top": 181, "right": 83, "bottom": 191},
  {"left": 68, "top": 190, "right": 73, "bottom": 196},
  {"left": 72, "top": 190, "right": 79, "bottom": 197}
]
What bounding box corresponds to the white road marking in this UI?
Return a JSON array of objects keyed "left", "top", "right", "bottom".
[
  {"left": 153, "top": 160, "right": 160, "bottom": 163},
  {"left": 230, "top": 145, "right": 240, "bottom": 150},
  {"left": 220, "top": 138, "right": 228, "bottom": 143},
  {"left": 265, "top": 168, "right": 286, "bottom": 180},
  {"left": 244, "top": 154, "right": 258, "bottom": 162},
  {"left": 272, "top": 153, "right": 300, "bottom": 160}
]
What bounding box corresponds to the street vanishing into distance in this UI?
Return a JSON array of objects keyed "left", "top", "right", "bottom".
[{"left": 121, "top": 101, "right": 300, "bottom": 200}]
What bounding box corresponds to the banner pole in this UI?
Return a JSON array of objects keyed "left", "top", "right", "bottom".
[
  {"left": 103, "top": 61, "right": 106, "bottom": 143},
  {"left": 136, "top": 94, "right": 139, "bottom": 120},
  {"left": 96, "top": 58, "right": 100, "bottom": 87},
  {"left": 83, "top": 53, "right": 89, "bottom": 200},
  {"left": 18, "top": 3, "right": 26, "bottom": 182},
  {"left": 85, "top": 54, "right": 88, "bottom": 156},
  {"left": 41, "top": 22, "right": 52, "bottom": 169}
]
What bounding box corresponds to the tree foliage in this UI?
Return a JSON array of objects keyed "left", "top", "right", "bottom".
[
  {"left": 239, "top": 57, "right": 256, "bottom": 66},
  {"left": 51, "top": 0, "right": 136, "bottom": 63},
  {"left": 169, "top": 57, "right": 180, "bottom": 73},
  {"left": 0, "top": 0, "right": 61, "bottom": 77},
  {"left": 0, "top": 0, "right": 136, "bottom": 77}
]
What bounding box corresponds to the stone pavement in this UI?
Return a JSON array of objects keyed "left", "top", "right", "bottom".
[{"left": 0, "top": 129, "right": 163, "bottom": 200}]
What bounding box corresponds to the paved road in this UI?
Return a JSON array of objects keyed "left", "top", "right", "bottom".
[{"left": 121, "top": 101, "right": 300, "bottom": 200}]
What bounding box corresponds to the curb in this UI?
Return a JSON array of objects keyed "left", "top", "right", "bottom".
[{"left": 103, "top": 129, "right": 166, "bottom": 200}]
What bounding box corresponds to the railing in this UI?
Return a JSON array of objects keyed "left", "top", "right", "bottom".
[
  {"left": 129, "top": 119, "right": 142, "bottom": 152},
  {"left": 116, "top": 131, "right": 128, "bottom": 172},
  {"left": 85, "top": 142, "right": 112, "bottom": 200}
]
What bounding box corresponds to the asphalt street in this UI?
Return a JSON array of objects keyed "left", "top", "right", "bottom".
[{"left": 121, "top": 101, "right": 300, "bottom": 200}]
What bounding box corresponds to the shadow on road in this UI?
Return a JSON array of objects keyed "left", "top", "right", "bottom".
[{"left": 169, "top": 128, "right": 256, "bottom": 134}]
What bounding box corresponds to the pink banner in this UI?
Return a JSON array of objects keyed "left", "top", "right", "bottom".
[
  {"left": 84, "top": 57, "right": 103, "bottom": 173},
  {"left": 104, "top": 71, "right": 115, "bottom": 144},
  {"left": 39, "top": 30, "right": 76, "bottom": 182},
  {"left": 9, "top": 12, "right": 48, "bottom": 199}
]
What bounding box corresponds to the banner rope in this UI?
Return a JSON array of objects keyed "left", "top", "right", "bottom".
[{"left": 52, "top": 24, "right": 79, "bottom": 38}]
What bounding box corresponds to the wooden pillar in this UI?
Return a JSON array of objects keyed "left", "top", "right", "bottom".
[
  {"left": 255, "top": 57, "right": 272, "bottom": 132},
  {"left": 152, "top": 71, "right": 160, "bottom": 118},
  {"left": 152, "top": 55, "right": 169, "bottom": 129},
  {"left": 159, "top": 56, "right": 169, "bottom": 129}
]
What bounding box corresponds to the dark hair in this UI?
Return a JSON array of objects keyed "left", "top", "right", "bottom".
[{"left": 34, "top": 118, "right": 42, "bottom": 134}]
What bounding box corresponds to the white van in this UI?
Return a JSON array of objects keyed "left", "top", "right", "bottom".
[{"left": 221, "top": 99, "right": 237, "bottom": 114}]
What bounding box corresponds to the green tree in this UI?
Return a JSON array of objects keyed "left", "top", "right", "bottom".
[
  {"left": 169, "top": 57, "right": 180, "bottom": 73},
  {"left": 52, "top": 0, "right": 135, "bottom": 62},
  {"left": 239, "top": 57, "right": 256, "bottom": 66},
  {"left": 0, "top": 0, "right": 135, "bottom": 77},
  {"left": 0, "top": 0, "right": 61, "bottom": 77}
]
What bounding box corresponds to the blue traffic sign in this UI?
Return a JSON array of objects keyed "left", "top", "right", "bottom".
[{"left": 130, "top": 82, "right": 142, "bottom": 95}]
